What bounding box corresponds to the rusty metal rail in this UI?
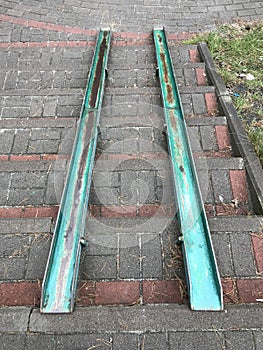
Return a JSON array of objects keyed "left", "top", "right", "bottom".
[
  {"left": 41, "top": 29, "right": 111, "bottom": 313},
  {"left": 153, "top": 28, "right": 223, "bottom": 311}
]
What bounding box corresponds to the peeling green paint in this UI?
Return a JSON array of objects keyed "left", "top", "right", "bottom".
[
  {"left": 153, "top": 28, "right": 223, "bottom": 311},
  {"left": 41, "top": 30, "right": 111, "bottom": 313}
]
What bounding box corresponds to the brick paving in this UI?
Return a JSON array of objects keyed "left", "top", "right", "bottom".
[{"left": 0, "top": 1, "right": 263, "bottom": 349}]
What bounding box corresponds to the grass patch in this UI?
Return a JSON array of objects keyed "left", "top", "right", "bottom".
[{"left": 186, "top": 21, "right": 263, "bottom": 165}]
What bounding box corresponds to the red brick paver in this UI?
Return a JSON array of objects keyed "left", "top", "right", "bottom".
[
  {"left": 101, "top": 205, "right": 137, "bottom": 218},
  {"left": 215, "top": 125, "right": 231, "bottom": 150},
  {"left": 230, "top": 170, "right": 248, "bottom": 203},
  {"left": 189, "top": 49, "right": 200, "bottom": 63},
  {"left": 95, "top": 281, "right": 140, "bottom": 305},
  {"left": 221, "top": 278, "right": 239, "bottom": 304},
  {"left": 205, "top": 92, "right": 217, "bottom": 115},
  {"left": 237, "top": 279, "right": 263, "bottom": 303},
  {"left": 0, "top": 282, "right": 40, "bottom": 306},
  {"left": 195, "top": 67, "right": 207, "bottom": 86},
  {"left": 143, "top": 280, "right": 185, "bottom": 304},
  {"left": 251, "top": 233, "right": 263, "bottom": 274}
]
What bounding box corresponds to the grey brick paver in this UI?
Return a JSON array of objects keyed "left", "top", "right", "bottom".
[
  {"left": 225, "top": 330, "right": 254, "bottom": 350},
  {"left": 119, "top": 234, "right": 140, "bottom": 279},
  {"left": 25, "top": 234, "right": 52, "bottom": 280},
  {"left": 12, "top": 130, "right": 30, "bottom": 154},
  {"left": 80, "top": 255, "right": 117, "bottom": 280},
  {"left": 0, "top": 218, "right": 52, "bottom": 234},
  {"left": 254, "top": 330, "right": 263, "bottom": 350},
  {"left": 113, "top": 333, "right": 139, "bottom": 350},
  {"left": 25, "top": 334, "right": 56, "bottom": 350},
  {"left": 211, "top": 170, "right": 232, "bottom": 203},
  {"left": 0, "top": 130, "right": 14, "bottom": 153},
  {"left": 0, "top": 235, "right": 30, "bottom": 258},
  {"left": 56, "top": 334, "right": 112, "bottom": 350},
  {"left": 230, "top": 233, "right": 257, "bottom": 277},
  {"left": 7, "top": 188, "right": 45, "bottom": 206},
  {"left": 211, "top": 233, "right": 234, "bottom": 277},
  {"left": 141, "top": 333, "right": 168, "bottom": 350},
  {"left": 141, "top": 234, "right": 163, "bottom": 279},
  {"left": 169, "top": 331, "right": 226, "bottom": 350},
  {"left": 0, "top": 257, "right": 26, "bottom": 280},
  {"left": 200, "top": 125, "right": 217, "bottom": 151},
  {"left": 192, "top": 94, "right": 207, "bottom": 115},
  {"left": 0, "top": 334, "right": 26, "bottom": 350},
  {"left": 0, "top": 307, "right": 30, "bottom": 332}
]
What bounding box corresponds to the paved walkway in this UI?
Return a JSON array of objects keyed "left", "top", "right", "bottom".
[
  {"left": 0, "top": 1, "right": 263, "bottom": 349},
  {"left": 0, "top": 0, "right": 262, "bottom": 33}
]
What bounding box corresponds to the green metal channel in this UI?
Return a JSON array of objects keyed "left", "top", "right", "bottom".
[
  {"left": 41, "top": 30, "right": 111, "bottom": 313},
  {"left": 153, "top": 28, "right": 223, "bottom": 311}
]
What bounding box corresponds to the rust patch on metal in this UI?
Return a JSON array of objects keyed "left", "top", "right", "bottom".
[
  {"left": 63, "top": 111, "right": 95, "bottom": 243},
  {"left": 158, "top": 34, "right": 162, "bottom": 43},
  {"left": 160, "top": 52, "right": 174, "bottom": 105},
  {"left": 166, "top": 84, "right": 174, "bottom": 104},
  {"left": 160, "top": 52, "right": 168, "bottom": 83},
  {"left": 179, "top": 165, "right": 184, "bottom": 173},
  {"left": 89, "top": 32, "right": 108, "bottom": 108}
]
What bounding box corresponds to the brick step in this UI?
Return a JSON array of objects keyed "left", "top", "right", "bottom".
[
  {"left": 0, "top": 117, "right": 76, "bottom": 128},
  {"left": 0, "top": 45, "right": 203, "bottom": 90},
  {"left": 90, "top": 156, "right": 250, "bottom": 213},
  {"left": 93, "top": 156, "right": 244, "bottom": 171},
  {"left": 0, "top": 115, "right": 231, "bottom": 156},
  {"left": 105, "top": 86, "right": 215, "bottom": 95},
  {"left": 0, "top": 146, "right": 249, "bottom": 209},
  {"left": 100, "top": 115, "right": 227, "bottom": 128},
  {"left": 0, "top": 216, "right": 261, "bottom": 283},
  {"left": 0, "top": 91, "right": 217, "bottom": 119},
  {"left": 1, "top": 278, "right": 262, "bottom": 307},
  {"left": 0, "top": 91, "right": 83, "bottom": 119},
  {"left": 0, "top": 216, "right": 183, "bottom": 282},
  {"left": 0, "top": 159, "right": 66, "bottom": 207},
  {"left": 103, "top": 61, "right": 206, "bottom": 70},
  {"left": 0, "top": 202, "right": 252, "bottom": 220},
  {"left": 0, "top": 127, "right": 75, "bottom": 156},
  {"left": 1, "top": 45, "right": 93, "bottom": 71},
  {"left": 105, "top": 65, "right": 207, "bottom": 89},
  {"left": 103, "top": 87, "right": 218, "bottom": 117},
  {"left": 83, "top": 215, "right": 263, "bottom": 235},
  {"left": 97, "top": 121, "right": 230, "bottom": 155},
  {"left": 89, "top": 203, "right": 250, "bottom": 218}
]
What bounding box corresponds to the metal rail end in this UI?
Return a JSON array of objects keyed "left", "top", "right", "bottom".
[
  {"left": 153, "top": 26, "right": 164, "bottom": 31},
  {"left": 100, "top": 27, "right": 111, "bottom": 32}
]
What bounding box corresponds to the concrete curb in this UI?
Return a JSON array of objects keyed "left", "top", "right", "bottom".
[
  {"left": 28, "top": 304, "right": 263, "bottom": 333},
  {"left": 1, "top": 304, "right": 263, "bottom": 335},
  {"left": 198, "top": 42, "right": 263, "bottom": 214}
]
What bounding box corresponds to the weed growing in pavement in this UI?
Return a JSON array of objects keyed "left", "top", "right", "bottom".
[{"left": 185, "top": 20, "right": 263, "bottom": 165}]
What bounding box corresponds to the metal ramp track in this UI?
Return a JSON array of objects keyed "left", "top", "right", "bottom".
[
  {"left": 41, "top": 29, "right": 111, "bottom": 313},
  {"left": 153, "top": 28, "right": 223, "bottom": 311}
]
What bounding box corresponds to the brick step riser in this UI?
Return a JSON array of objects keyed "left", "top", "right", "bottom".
[
  {"left": 0, "top": 160, "right": 249, "bottom": 209},
  {"left": 0, "top": 278, "right": 262, "bottom": 307},
  {"left": 0, "top": 123, "right": 230, "bottom": 156}
]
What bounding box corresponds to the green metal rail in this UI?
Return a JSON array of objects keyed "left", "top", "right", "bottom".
[
  {"left": 41, "top": 29, "right": 111, "bottom": 313},
  {"left": 153, "top": 28, "right": 223, "bottom": 311}
]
